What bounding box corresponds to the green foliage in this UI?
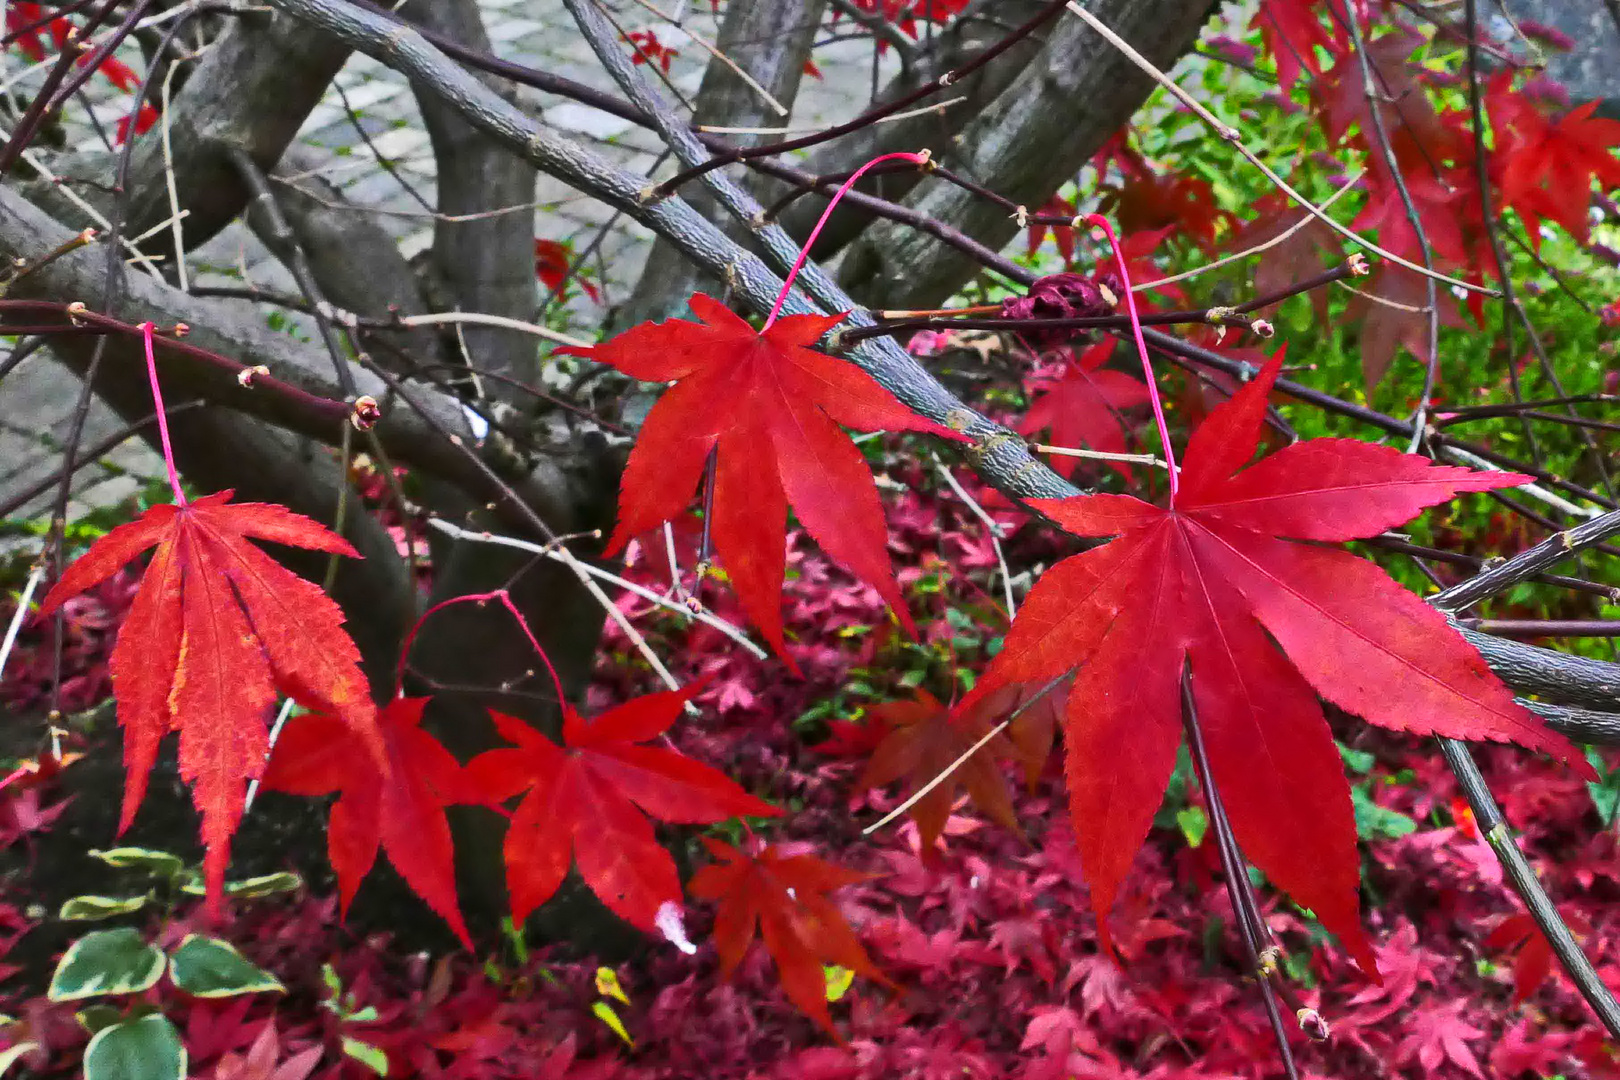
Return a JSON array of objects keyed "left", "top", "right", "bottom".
[
  {"left": 48, "top": 930, "right": 164, "bottom": 1002},
  {"left": 58, "top": 896, "right": 149, "bottom": 922},
  {"left": 83, "top": 1014, "right": 185, "bottom": 1080},
  {"left": 167, "top": 935, "right": 283, "bottom": 998}
]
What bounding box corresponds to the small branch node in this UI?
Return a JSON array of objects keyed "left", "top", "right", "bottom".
[
  {"left": 1347, "top": 252, "right": 1371, "bottom": 276},
  {"left": 348, "top": 395, "right": 382, "bottom": 431},
  {"left": 1296, "top": 1008, "right": 1330, "bottom": 1041},
  {"left": 1252, "top": 318, "right": 1275, "bottom": 338},
  {"left": 237, "top": 365, "right": 270, "bottom": 388}
]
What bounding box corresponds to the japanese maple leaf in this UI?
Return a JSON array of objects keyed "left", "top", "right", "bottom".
[
  {"left": 1344, "top": 263, "right": 1466, "bottom": 391},
  {"left": 858, "top": 689, "right": 1021, "bottom": 850},
  {"left": 559, "top": 293, "right": 965, "bottom": 662},
  {"left": 1492, "top": 96, "right": 1620, "bottom": 245},
  {"left": 534, "top": 239, "right": 599, "bottom": 302},
  {"left": 688, "top": 838, "right": 891, "bottom": 1038},
  {"left": 1027, "top": 194, "right": 1077, "bottom": 264},
  {"left": 1253, "top": 0, "right": 1339, "bottom": 93},
  {"left": 1018, "top": 342, "right": 1150, "bottom": 480},
  {"left": 1395, "top": 1001, "right": 1486, "bottom": 1078},
  {"left": 463, "top": 683, "right": 779, "bottom": 931},
  {"left": 1484, "top": 910, "right": 1592, "bottom": 1003},
  {"left": 261, "top": 697, "right": 472, "bottom": 946},
  {"left": 965, "top": 354, "right": 1584, "bottom": 974},
  {"left": 36, "top": 491, "right": 381, "bottom": 912}
]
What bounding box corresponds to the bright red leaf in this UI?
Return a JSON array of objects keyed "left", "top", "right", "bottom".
[
  {"left": 262, "top": 696, "right": 472, "bottom": 946},
  {"left": 1491, "top": 93, "right": 1620, "bottom": 246},
  {"left": 1018, "top": 342, "right": 1150, "bottom": 480},
  {"left": 1026, "top": 195, "right": 1076, "bottom": 264},
  {"left": 1253, "top": 0, "right": 1339, "bottom": 93},
  {"left": 688, "top": 838, "right": 891, "bottom": 1038},
  {"left": 464, "top": 683, "right": 779, "bottom": 931},
  {"left": 965, "top": 353, "right": 1584, "bottom": 974},
  {"left": 1484, "top": 910, "right": 1592, "bottom": 1004},
  {"left": 36, "top": 491, "right": 381, "bottom": 913},
  {"left": 534, "top": 239, "right": 599, "bottom": 303},
  {"left": 559, "top": 293, "right": 966, "bottom": 662}
]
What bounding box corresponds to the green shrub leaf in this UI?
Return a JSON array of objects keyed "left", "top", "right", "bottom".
[
  {"left": 168, "top": 935, "right": 283, "bottom": 998},
  {"left": 47, "top": 930, "right": 164, "bottom": 1002},
  {"left": 83, "top": 1014, "right": 185, "bottom": 1080},
  {"left": 88, "top": 849, "right": 183, "bottom": 879},
  {"left": 58, "top": 895, "right": 148, "bottom": 922}
]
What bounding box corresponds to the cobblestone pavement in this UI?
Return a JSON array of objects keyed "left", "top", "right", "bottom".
[{"left": 0, "top": 1, "right": 894, "bottom": 549}]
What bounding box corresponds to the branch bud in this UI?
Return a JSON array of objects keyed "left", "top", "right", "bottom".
[{"left": 349, "top": 395, "right": 382, "bottom": 431}]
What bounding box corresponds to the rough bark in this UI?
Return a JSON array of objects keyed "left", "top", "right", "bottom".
[
  {"left": 253, "top": 147, "right": 449, "bottom": 368},
  {"left": 621, "top": 0, "right": 828, "bottom": 325},
  {"left": 404, "top": 0, "right": 539, "bottom": 392},
  {"left": 837, "top": 0, "right": 1209, "bottom": 309},
  {"left": 48, "top": 8, "right": 351, "bottom": 256},
  {"left": 772, "top": 0, "right": 1049, "bottom": 256},
  {"left": 0, "top": 184, "right": 584, "bottom": 539}
]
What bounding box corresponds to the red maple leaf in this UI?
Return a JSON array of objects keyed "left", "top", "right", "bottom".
[
  {"left": 688, "top": 838, "right": 891, "bottom": 1038},
  {"left": 1253, "top": 0, "right": 1340, "bottom": 93},
  {"left": 1491, "top": 90, "right": 1620, "bottom": 245},
  {"left": 1394, "top": 1001, "right": 1486, "bottom": 1078},
  {"left": 115, "top": 104, "right": 158, "bottom": 146},
  {"left": 857, "top": 689, "right": 1022, "bottom": 850},
  {"left": 262, "top": 697, "right": 473, "bottom": 946},
  {"left": 558, "top": 293, "right": 965, "bottom": 663},
  {"left": 1027, "top": 194, "right": 1077, "bottom": 265},
  {"left": 964, "top": 353, "right": 1584, "bottom": 973},
  {"left": 1483, "top": 910, "right": 1593, "bottom": 1004},
  {"left": 464, "top": 683, "right": 779, "bottom": 931},
  {"left": 1342, "top": 262, "right": 1467, "bottom": 391},
  {"left": 1018, "top": 342, "right": 1151, "bottom": 480},
  {"left": 534, "top": 238, "right": 599, "bottom": 303},
  {"left": 36, "top": 491, "right": 381, "bottom": 913}
]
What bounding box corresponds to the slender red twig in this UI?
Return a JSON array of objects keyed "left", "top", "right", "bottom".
[
  {"left": 764, "top": 150, "right": 928, "bottom": 330},
  {"left": 1082, "top": 214, "right": 1179, "bottom": 502},
  {"left": 139, "top": 320, "right": 186, "bottom": 508}
]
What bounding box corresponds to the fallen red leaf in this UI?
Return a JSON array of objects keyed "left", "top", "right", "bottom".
[
  {"left": 966, "top": 353, "right": 1584, "bottom": 974},
  {"left": 37, "top": 491, "right": 381, "bottom": 913},
  {"left": 689, "top": 838, "right": 891, "bottom": 1038},
  {"left": 464, "top": 683, "right": 779, "bottom": 931},
  {"left": 857, "top": 689, "right": 1021, "bottom": 851},
  {"left": 559, "top": 293, "right": 966, "bottom": 663}
]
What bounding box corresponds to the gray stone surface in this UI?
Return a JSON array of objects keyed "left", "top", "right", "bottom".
[
  {"left": 0, "top": 0, "right": 897, "bottom": 535},
  {"left": 1499, "top": 2, "right": 1620, "bottom": 114}
]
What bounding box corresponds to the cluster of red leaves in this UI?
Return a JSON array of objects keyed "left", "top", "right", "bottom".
[
  {"left": 5, "top": 444, "right": 1618, "bottom": 1076},
  {"left": 1252, "top": 0, "right": 1620, "bottom": 386},
  {"left": 834, "top": 0, "right": 968, "bottom": 51},
  {"left": 623, "top": 30, "right": 679, "bottom": 74},
  {"left": 2, "top": 5, "right": 157, "bottom": 144}
]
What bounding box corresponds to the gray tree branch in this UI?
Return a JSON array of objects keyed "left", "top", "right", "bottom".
[
  {"left": 623, "top": 0, "right": 828, "bottom": 324},
  {"left": 837, "top": 0, "right": 1210, "bottom": 308}
]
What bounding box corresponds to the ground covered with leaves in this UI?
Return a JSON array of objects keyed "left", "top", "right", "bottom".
[{"left": 1, "top": 448, "right": 1617, "bottom": 1079}]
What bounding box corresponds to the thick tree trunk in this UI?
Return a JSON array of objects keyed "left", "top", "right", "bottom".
[
  {"left": 405, "top": 0, "right": 539, "bottom": 390},
  {"left": 837, "top": 0, "right": 1209, "bottom": 309},
  {"left": 771, "top": 0, "right": 1049, "bottom": 257},
  {"left": 621, "top": 0, "right": 828, "bottom": 325}
]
